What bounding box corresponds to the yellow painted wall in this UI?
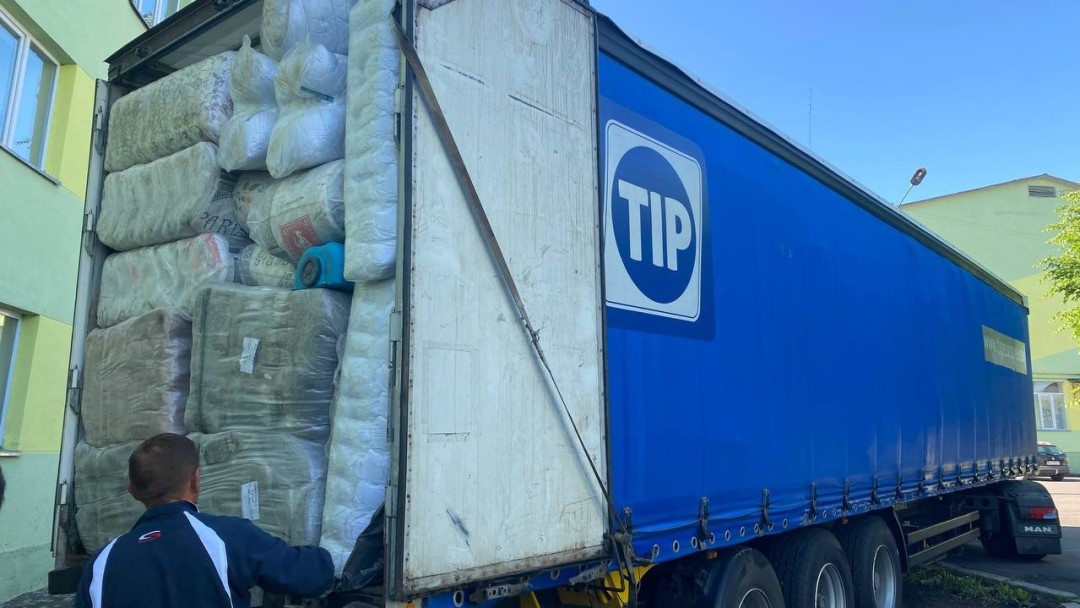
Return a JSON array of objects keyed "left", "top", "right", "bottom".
[
  {"left": 43, "top": 66, "right": 96, "bottom": 199},
  {"left": 1, "top": 316, "right": 73, "bottom": 452}
]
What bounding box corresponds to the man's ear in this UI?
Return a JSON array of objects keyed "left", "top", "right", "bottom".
[
  {"left": 127, "top": 481, "right": 137, "bottom": 500},
  {"left": 191, "top": 467, "right": 200, "bottom": 495}
]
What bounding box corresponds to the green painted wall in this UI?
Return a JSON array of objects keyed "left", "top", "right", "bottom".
[
  {"left": 0, "top": 167, "right": 84, "bottom": 324},
  {"left": 0, "top": 0, "right": 145, "bottom": 79},
  {"left": 903, "top": 176, "right": 1080, "bottom": 468},
  {"left": 0, "top": 453, "right": 60, "bottom": 600},
  {"left": 0, "top": 1, "right": 144, "bottom": 601}
]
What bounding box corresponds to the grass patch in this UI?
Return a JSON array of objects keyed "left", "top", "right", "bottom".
[{"left": 906, "top": 565, "right": 1035, "bottom": 608}]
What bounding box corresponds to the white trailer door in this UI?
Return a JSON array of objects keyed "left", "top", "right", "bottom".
[{"left": 392, "top": 0, "right": 607, "bottom": 597}]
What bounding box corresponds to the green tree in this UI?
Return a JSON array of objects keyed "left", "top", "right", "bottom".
[{"left": 1042, "top": 190, "right": 1080, "bottom": 341}]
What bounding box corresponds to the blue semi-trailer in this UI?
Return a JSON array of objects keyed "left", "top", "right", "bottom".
[{"left": 52, "top": 1, "right": 1060, "bottom": 607}]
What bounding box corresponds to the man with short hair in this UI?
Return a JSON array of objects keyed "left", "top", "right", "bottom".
[{"left": 75, "top": 433, "right": 335, "bottom": 607}]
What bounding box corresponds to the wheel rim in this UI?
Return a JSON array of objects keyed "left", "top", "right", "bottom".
[
  {"left": 815, "top": 563, "right": 846, "bottom": 608},
  {"left": 738, "top": 588, "right": 775, "bottom": 608},
  {"left": 871, "top": 544, "right": 899, "bottom": 608}
]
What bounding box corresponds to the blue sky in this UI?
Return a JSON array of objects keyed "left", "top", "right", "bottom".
[{"left": 589, "top": 0, "right": 1080, "bottom": 203}]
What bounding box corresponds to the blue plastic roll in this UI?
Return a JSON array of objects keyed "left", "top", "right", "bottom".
[{"left": 294, "top": 242, "right": 353, "bottom": 292}]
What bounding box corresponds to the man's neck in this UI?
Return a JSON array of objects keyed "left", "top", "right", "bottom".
[{"left": 143, "top": 497, "right": 197, "bottom": 510}]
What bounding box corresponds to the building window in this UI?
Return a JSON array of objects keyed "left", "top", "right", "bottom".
[
  {"left": 0, "top": 9, "right": 57, "bottom": 170},
  {"left": 1034, "top": 382, "right": 1068, "bottom": 431},
  {"left": 132, "top": 0, "right": 180, "bottom": 27},
  {"left": 0, "top": 310, "right": 20, "bottom": 442}
]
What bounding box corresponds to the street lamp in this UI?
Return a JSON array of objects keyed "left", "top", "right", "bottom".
[{"left": 897, "top": 167, "right": 927, "bottom": 206}]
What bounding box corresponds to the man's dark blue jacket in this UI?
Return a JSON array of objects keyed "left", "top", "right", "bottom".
[{"left": 75, "top": 501, "right": 335, "bottom": 607}]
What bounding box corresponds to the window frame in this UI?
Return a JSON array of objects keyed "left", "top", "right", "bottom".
[
  {"left": 1034, "top": 385, "right": 1068, "bottom": 431},
  {"left": 0, "top": 7, "right": 59, "bottom": 171},
  {"left": 131, "top": 0, "right": 179, "bottom": 27},
  {"left": 0, "top": 308, "right": 22, "bottom": 444}
]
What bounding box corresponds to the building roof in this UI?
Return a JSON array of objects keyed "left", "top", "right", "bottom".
[{"left": 902, "top": 174, "right": 1080, "bottom": 207}]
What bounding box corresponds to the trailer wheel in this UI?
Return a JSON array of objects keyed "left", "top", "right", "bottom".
[
  {"left": 835, "top": 516, "right": 902, "bottom": 608},
  {"left": 766, "top": 528, "right": 854, "bottom": 608},
  {"left": 703, "top": 547, "right": 784, "bottom": 608},
  {"left": 648, "top": 548, "right": 783, "bottom": 608}
]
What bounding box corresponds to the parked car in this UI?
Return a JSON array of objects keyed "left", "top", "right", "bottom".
[{"left": 1037, "top": 441, "right": 1071, "bottom": 481}]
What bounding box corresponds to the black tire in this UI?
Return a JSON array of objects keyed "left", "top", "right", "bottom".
[
  {"left": 835, "top": 516, "right": 902, "bottom": 608},
  {"left": 766, "top": 528, "right": 854, "bottom": 608},
  {"left": 648, "top": 548, "right": 785, "bottom": 608},
  {"left": 1051, "top": 474, "right": 1065, "bottom": 481},
  {"left": 704, "top": 547, "right": 786, "bottom": 608}
]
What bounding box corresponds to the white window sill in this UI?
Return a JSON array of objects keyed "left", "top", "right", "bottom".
[{"left": 1, "top": 142, "right": 61, "bottom": 187}]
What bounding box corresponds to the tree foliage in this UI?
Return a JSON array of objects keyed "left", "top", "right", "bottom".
[{"left": 1041, "top": 190, "right": 1080, "bottom": 342}]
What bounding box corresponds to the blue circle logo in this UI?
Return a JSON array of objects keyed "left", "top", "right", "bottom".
[{"left": 611, "top": 146, "right": 697, "bottom": 304}]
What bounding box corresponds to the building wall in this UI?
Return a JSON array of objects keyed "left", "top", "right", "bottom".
[
  {"left": 0, "top": 1, "right": 144, "bottom": 601},
  {"left": 903, "top": 176, "right": 1080, "bottom": 469}
]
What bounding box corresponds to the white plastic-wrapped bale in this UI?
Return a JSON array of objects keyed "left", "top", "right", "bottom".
[
  {"left": 235, "top": 244, "right": 296, "bottom": 288},
  {"left": 185, "top": 284, "right": 350, "bottom": 441},
  {"left": 261, "top": 0, "right": 354, "bottom": 60},
  {"left": 97, "top": 234, "right": 236, "bottom": 328},
  {"left": 233, "top": 172, "right": 275, "bottom": 230},
  {"left": 74, "top": 442, "right": 144, "bottom": 552},
  {"left": 266, "top": 41, "right": 346, "bottom": 178},
  {"left": 99, "top": 142, "right": 248, "bottom": 251},
  {"left": 105, "top": 52, "right": 235, "bottom": 172},
  {"left": 344, "top": 2, "right": 399, "bottom": 281},
  {"left": 193, "top": 431, "right": 327, "bottom": 545},
  {"left": 219, "top": 37, "right": 280, "bottom": 172},
  {"left": 82, "top": 309, "right": 191, "bottom": 447},
  {"left": 245, "top": 161, "right": 346, "bottom": 262},
  {"left": 319, "top": 279, "right": 393, "bottom": 573}
]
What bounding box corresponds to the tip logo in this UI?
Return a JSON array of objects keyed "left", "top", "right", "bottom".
[{"left": 605, "top": 120, "right": 704, "bottom": 321}]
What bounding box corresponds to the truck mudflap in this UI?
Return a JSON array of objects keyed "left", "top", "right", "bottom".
[
  {"left": 1008, "top": 485, "right": 1063, "bottom": 556},
  {"left": 979, "top": 480, "right": 1062, "bottom": 558}
]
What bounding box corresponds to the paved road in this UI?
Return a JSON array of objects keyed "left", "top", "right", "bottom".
[{"left": 945, "top": 477, "right": 1080, "bottom": 597}]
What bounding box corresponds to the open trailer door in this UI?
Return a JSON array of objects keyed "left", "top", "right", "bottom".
[{"left": 388, "top": 0, "right": 609, "bottom": 598}]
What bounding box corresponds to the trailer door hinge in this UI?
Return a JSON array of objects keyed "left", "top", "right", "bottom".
[
  {"left": 92, "top": 106, "right": 107, "bottom": 154},
  {"left": 67, "top": 366, "right": 82, "bottom": 414},
  {"left": 56, "top": 480, "right": 70, "bottom": 506},
  {"left": 389, "top": 310, "right": 403, "bottom": 342},
  {"left": 393, "top": 85, "right": 405, "bottom": 145},
  {"left": 83, "top": 210, "right": 96, "bottom": 235}
]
